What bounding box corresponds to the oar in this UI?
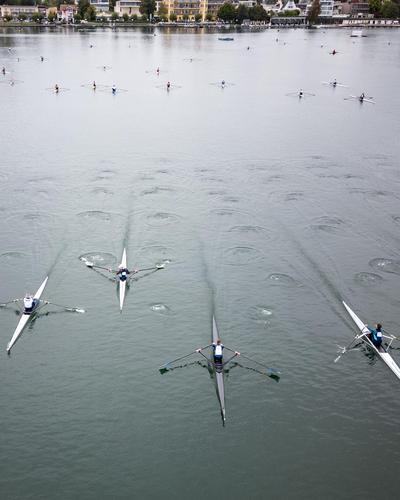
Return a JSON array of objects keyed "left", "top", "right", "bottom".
[
  {"left": 159, "top": 350, "right": 201, "bottom": 370},
  {"left": 85, "top": 261, "right": 114, "bottom": 272},
  {"left": 44, "top": 301, "right": 85, "bottom": 313},
  {"left": 0, "top": 299, "right": 20, "bottom": 307},
  {"left": 225, "top": 348, "right": 280, "bottom": 375},
  {"left": 135, "top": 264, "right": 165, "bottom": 273}
]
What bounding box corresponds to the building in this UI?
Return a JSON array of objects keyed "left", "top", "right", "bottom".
[
  {"left": 306, "top": 0, "right": 334, "bottom": 17},
  {"left": 58, "top": 4, "right": 78, "bottom": 22},
  {"left": 0, "top": 5, "right": 38, "bottom": 18},
  {"left": 114, "top": 0, "right": 141, "bottom": 16},
  {"left": 90, "top": 0, "right": 110, "bottom": 13}
]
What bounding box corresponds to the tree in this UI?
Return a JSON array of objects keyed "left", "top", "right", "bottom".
[
  {"left": 139, "top": 0, "right": 156, "bottom": 20},
  {"left": 130, "top": 13, "right": 138, "bottom": 21},
  {"left": 206, "top": 12, "right": 214, "bottom": 21},
  {"left": 111, "top": 11, "right": 119, "bottom": 21},
  {"left": 369, "top": 0, "right": 382, "bottom": 15},
  {"left": 169, "top": 12, "right": 177, "bottom": 21},
  {"left": 248, "top": 4, "right": 269, "bottom": 21},
  {"left": 3, "top": 14, "right": 13, "bottom": 22},
  {"left": 18, "top": 13, "right": 27, "bottom": 21},
  {"left": 195, "top": 13, "right": 202, "bottom": 22},
  {"left": 78, "top": 0, "right": 90, "bottom": 18},
  {"left": 32, "top": 12, "right": 44, "bottom": 23},
  {"left": 84, "top": 4, "right": 96, "bottom": 21},
  {"left": 381, "top": 0, "right": 399, "bottom": 16},
  {"left": 47, "top": 11, "right": 57, "bottom": 22},
  {"left": 157, "top": 1, "right": 168, "bottom": 20},
  {"left": 236, "top": 3, "right": 249, "bottom": 24},
  {"left": 307, "top": 0, "right": 320, "bottom": 25},
  {"left": 122, "top": 13, "right": 129, "bottom": 21},
  {"left": 217, "top": 2, "right": 236, "bottom": 22}
]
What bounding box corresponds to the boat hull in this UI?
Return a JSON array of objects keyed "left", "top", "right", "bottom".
[
  {"left": 119, "top": 248, "right": 127, "bottom": 311},
  {"left": 7, "top": 276, "right": 49, "bottom": 353},
  {"left": 343, "top": 301, "right": 400, "bottom": 380},
  {"left": 212, "top": 316, "right": 226, "bottom": 423}
]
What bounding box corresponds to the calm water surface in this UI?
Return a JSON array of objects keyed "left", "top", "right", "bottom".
[{"left": 0, "top": 27, "right": 400, "bottom": 500}]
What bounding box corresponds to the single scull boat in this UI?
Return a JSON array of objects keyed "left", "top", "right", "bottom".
[
  {"left": 212, "top": 316, "right": 226, "bottom": 423},
  {"left": 7, "top": 276, "right": 48, "bottom": 353},
  {"left": 341, "top": 301, "right": 400, "bottom": 380},
  {"left": 119, "top": 248, "right": 127, "bottom": 312}
]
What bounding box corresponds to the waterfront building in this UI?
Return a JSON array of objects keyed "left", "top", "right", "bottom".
[
  {"left": 114, "top": 0, "right": 142, "bottom": 16},
  {"left": 90, "top": 0, "right": 110, "bottom": 13},
  {"left": 0, "top": 4, "right": 38, "bottom": 18},
  {"left": 305, "top": 0, "right": 334, "bottom": 17},
  {"left": 59, "top": 4, "right": 78, "bottom": 22}
]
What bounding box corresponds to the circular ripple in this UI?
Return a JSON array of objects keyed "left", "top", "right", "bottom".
[
  {"left": 0, "top": 251, "right": 28, "bottom": 261},
  {"left": 392, "top": 216, "right": 400, "bottom": 224},
  {"left": 222, "top": 246, "right": 263, "bottom": 266},
  {"left": 92, "top": 187, "right": 114, "bottom": 195},
  {"left": 229, "top": 225, "right": 269, "bottom": 237},
  {"left": 249, "top": 305, "right": 273, "bottom": 323},
  {"left": 266, "top": 273, "right": 299, "bottom": 286},
  {"left": 135, "top": 245, "right": 173, "bottom": 266},
  {"left": 369, "top": 258, "right": 400, "bottom": 275},
  {"left": 79, "top": 252, "right": 116, "bottom": 267},
  {"left": 76, "top": 210, "right": 118, "bottom": 221},
  {"left": 354, "top": 272, "right": 384, "bottom": 284},
  {"left": 223, "top": 196, "right": 240, "bottom": 203},
  {"left": 286, "top": 192, "right": 304, "bottom": 201},
  {"left": 150, "top": 303, "right": 172, "bottom": 315},
  {"left": 140, "top": 186, "right": 176, "bottom": 196},
  {"left": 210, "top": 208, "right": 250, "bottom": 218},
  {"left": 146, "top": 212, "right": 181, "bottom": 227},
  {"left": 207, "top": 190, "right": 226, "bottom": 196},
  {"left": 311, "top": 216, "right": 344, "bottom": 234}
]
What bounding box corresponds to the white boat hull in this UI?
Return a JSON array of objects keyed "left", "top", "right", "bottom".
[
  {"left": 343, "top": 301, "right": 400, "bottom": 380},
  {"left": 119, "top": 248, "right": 127, "bottom": 311},
  {"left": 212, "top": 316, "right": 226, "bottom": 423},
  {"left": 7, "top": 276, "right": 49, "bottom": 353}
]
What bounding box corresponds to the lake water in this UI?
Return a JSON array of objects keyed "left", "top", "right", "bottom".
[{"left": 0, "top": 26, "right": 400, "bottom": 500}]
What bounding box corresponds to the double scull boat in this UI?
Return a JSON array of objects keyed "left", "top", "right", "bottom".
[{"left": 341, "top": 301, "right": 400, "bottom": 380}]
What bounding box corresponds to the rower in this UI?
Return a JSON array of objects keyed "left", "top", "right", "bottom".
[
  {"left": 156, "top": 67, "right": 160, "bottom": 75},
  {"left": 23, "top": 294, "right": 36, "bottom": 314},
  {"left": 112, "top": 85, "right": 116, "bottom": 94},
  {"left": 2, "top": 67, "right": 5, "bottom": 75},
  {"left": 167, "top": 81, "right": 171, "bottom": 90},
  {"left": 332, "top": 79, "right": 337, "bottom": 87},
  {"left": 369, "top": 323, "right": 383, "bottom": 348},
  {"left": 55, "top": 84, "right": 59, "bottom": 93},
  {"left": 299, "top": 89, "right": 303, "bottom": 98},
  {"left": 93, "top": 81, "right": 97, "bottom": 90},
  {"left": 332, "top": 49, "right": 336, "bottom": 55},
  {"left": 359, "top": 92, "right": 365, "bottom": 102},
  {"left": 221, "top": 80, "right": 225, "bottom": 88},
  {"left": 212, "top": 339, "right": 224, "bottom": 364},
  {"left": 117, "top": 265, "right": 130, "bottom": 282},
  {"left": 40, "top": 56, "right": 44, "bottom": 62}
]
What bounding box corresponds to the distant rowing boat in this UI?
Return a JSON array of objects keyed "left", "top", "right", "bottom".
[
  {"left": 7, "top": 276, "right": 48, "bottom": 353},
  {"left": 218, "top": 37, "right": 234, "bottom": 41},
  {"left": 337, "top": 302, "right": 400, "bottom": 380},
  {"left": 0, "top": 276, "right": 84, "bottom": 353}
]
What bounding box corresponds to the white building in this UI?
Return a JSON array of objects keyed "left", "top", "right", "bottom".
[
  {"left": 306, "top": 0, "right": 333, "bottom": 17},
  {"left": 114, "top": 0, "right": 141, "bottom": 16},
  {"left": 0, "top": 5, "right": 38, "bottom": 17},
  {"left": 90, "top": 0, "right": 110, "bottom": 12}
]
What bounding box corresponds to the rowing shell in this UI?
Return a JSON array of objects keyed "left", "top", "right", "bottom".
[
  {"left": 119, "top": 248, "right": 127, "bottom": 311},
  {"left": 343, "top": 301, "right": 400, "bottom": 380},
  {"left": 212, "top": 316, "right": 226, "bottom": 424},
  {"left": 7, "top": 276, "right": 49, "bottom": 353}
]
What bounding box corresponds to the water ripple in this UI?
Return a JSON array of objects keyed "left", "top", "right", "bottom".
[
  {"left": 222, "top": 246, "right": 263, "bottom": 266},
  {"left": 354, "top": 272, "right": 384, "bottom": 284},
  {"left": 146, "top": 212, "right": 181, "bottom": 227},
  {"left": 369, "top": 258, "right": 400, "bottom": 275},
  {"left": 266, "top": 273, "right": 300, "bottom": 287}
]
